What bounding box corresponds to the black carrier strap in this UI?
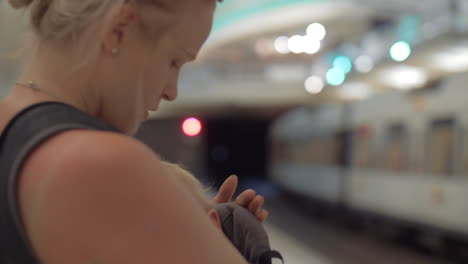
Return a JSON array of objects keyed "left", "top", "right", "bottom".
[
  {"left": 258, "top": 250, "right": 284, "bottom": 264},
  {"left": 0, "top": 102, "right": 120, "bottom": 264}
]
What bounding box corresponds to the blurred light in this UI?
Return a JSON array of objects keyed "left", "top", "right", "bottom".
[
  {"left": 398, "top": 15, "right": 421, "bottom": 44},
  {"left": 333, "top": 56, "right": 353, "bottom": 74},
  {"left": 337, "top": 82, "right": 371, "bottom": 100},
  {"left": 380, "top": 65, "right": 427, "bottom": 90},
  {"left": 274, "top": 36, "right": 290, "bottom": 54},
  {"left": 305, "top": 76, "right": 324, "bottom": 94},
  {"left": 429, "top": 45, "right": 468, "bottom": 72},
  {"left": 288, "top": 35, "right": 305, "bottom": 54},
  {"left": 303, "top": 36, "right": 321, "bottom": 54},
  {"left": 354, "top": 55, "right": 374, "bottom": 73},
  {"left": 326, "top": 68, "right": 346, "bottom": 86},
  {"left": 182, "top": 117, "right": 202, "bottom": 137},
  {"left": 390, "top": 41, "right": 412, "bottom": 62},
  {"left": 306, "top": 23, "right": 327, "bottom": 40}
]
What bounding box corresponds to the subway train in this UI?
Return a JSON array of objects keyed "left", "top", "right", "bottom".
[{"left": 269, "top": 72, "right": 468, "bottom": 244}]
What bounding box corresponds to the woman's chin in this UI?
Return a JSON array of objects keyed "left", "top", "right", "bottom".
[
  {"left": 126, "top": 125, "right": 140, "bottom": 136},
  {"left": 122, "top": 119, "right": 143, "bottom": 136}
]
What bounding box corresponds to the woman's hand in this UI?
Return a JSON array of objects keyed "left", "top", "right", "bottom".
[{"left": 213, "top": 175, "right": 269, "bottom": 222}]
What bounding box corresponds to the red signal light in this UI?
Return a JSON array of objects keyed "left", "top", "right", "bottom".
[{"left": 182, "top": 117, "right": 202, "bottom": 137}]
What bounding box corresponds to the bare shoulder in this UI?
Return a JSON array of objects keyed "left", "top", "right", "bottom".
[
  {"left": 20, "top": 130, "right": 247, "bottom": 264},
  {"left": 44, "top": 129, "right": 160, "bottom": 168},
  {"left": 20, "top": 129, "right": 162, "bottom": 198},
  {"left": 52, "top": 130, "right": 160, "bottom": 177}
]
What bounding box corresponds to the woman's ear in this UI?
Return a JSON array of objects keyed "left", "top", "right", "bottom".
[
  {"left": 103, "top": 4, "right": 138, "bottom": 54},
  {"left": 208, "top": 209, "right": 222, "bottom": 232}
]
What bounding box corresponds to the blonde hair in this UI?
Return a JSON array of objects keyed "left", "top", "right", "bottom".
[
  {"left": 7, "top": 0, "right": 220, "bottom": 73},
  {"left": 8, "top": 0, "right": 182, "bottom": 44},
  {"left": 7, "top": 0, "right": 221, "bottom": 45},
  {"left": 161, "top": 161, "right": 215, "bottom": 211}
]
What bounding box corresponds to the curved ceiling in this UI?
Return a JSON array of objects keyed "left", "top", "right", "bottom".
[
  {"left": 211, "top": 0, "right": 331, "bottom": 33},
  {"left": 204, "top": 0, "right": 356, "bottom": 52}
]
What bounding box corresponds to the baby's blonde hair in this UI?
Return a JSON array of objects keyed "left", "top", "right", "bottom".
[{"left": 161, "top": 161, "right": 215, "bottom": 211}]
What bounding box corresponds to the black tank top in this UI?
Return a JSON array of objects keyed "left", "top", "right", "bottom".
[{"left": 0, "top": 102, "right": 120, "bottom": 264}]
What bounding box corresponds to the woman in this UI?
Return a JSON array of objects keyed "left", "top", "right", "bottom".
[{"left": 0, "top": 1, "right": 268, "bottom": 263}]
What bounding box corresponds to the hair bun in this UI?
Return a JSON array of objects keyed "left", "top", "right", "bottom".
[{"left": 8, "top": 0, "right": 35, "bottom": 9}]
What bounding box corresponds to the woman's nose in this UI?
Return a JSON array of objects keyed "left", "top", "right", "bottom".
[
  {"left": 162, "top": 72, "right": 179, "bottom": 101},
  {"left": 162, "top": 81, "right": 178, "bottom": 101}
]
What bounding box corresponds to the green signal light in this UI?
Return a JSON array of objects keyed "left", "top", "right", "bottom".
[
  {"left": 326, "top": 67, "right": 346, "bottom": 86},
  {"left": 390, "top": 41, "right": 412, "bottom": 62},
  {"left": 333, "top": 56, "right": 353, "bottom": 74}
]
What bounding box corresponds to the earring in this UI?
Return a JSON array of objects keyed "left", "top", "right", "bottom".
[{"left": 112, "top": 48, "right": 119, "bottom": 54}]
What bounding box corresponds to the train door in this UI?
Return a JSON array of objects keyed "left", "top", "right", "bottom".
[
  {"left": 354, "top": 124, "right": 372, "bottom": 169},
  {"left": 427, "top": 118, "right": 456, "bottom": 176},
  {"left": 383, "top": 123, "right": 408, "bottom": 172}
]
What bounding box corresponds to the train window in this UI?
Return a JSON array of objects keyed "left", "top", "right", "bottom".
[
  {"left": 271, "top": 141, "right": 288, "bottom": 162},
  {"left": 288, "top": 142, "right": 306, "bottom": 163},
  {"left": 306, "top": 138, "right": 325, "bottom": 165},
  {"left": 322, "top": 134, "right": 344, "bottom": 166},
  {"left": 284, "top": 134, "right": 344, "bottom": 166},
  {"left": 354, "top": 125, "right": 372, "bottom": 168},
  {"left": 289, "top": 137, "right": 330, "bottom": 165},
  {"left": 427, "top": 118, "right": 456, "bottom": 176},
  {"left": 285, "top": 138, "right": 318, "bottom": 164},
  {"left": 383, "top": 123, "right": 408, "bottom": 171},
  {"left": 281, "top": 142, "right": 299, "bottom": 161}
]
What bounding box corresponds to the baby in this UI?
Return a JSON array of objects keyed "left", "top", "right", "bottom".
[{"left": 161, "top": 162, "right": 283, "bottom": 264}]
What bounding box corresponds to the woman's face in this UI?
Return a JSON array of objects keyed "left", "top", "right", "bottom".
[{"left": 96, "top": 1, "right": 216, "bottom": 135}]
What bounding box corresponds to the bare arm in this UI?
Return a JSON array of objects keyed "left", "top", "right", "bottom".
[{"left": 23, "top": 131, "right": 247, "bottom": 264}]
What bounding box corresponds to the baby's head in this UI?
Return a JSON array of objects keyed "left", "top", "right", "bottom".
[
  {"left": 161, "top": 161, "right": 223, "bottom": 230},
  {"left": 161, "top": 161, "right": 283, "bottom": 264}
]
